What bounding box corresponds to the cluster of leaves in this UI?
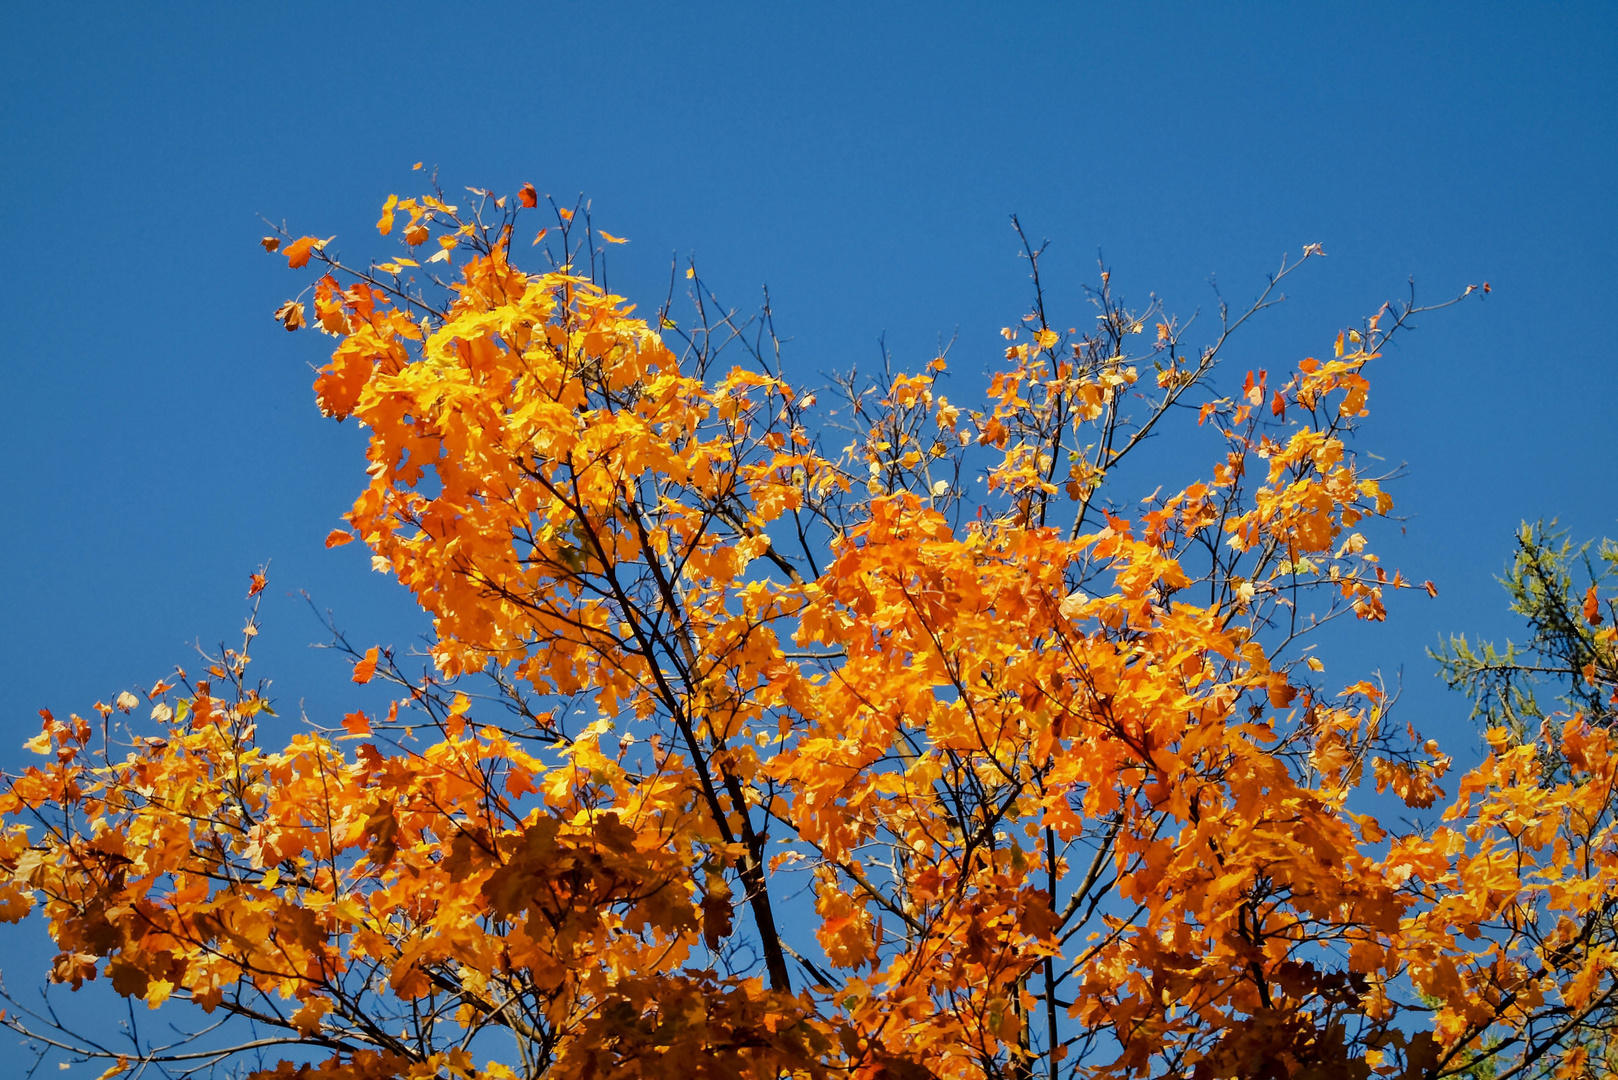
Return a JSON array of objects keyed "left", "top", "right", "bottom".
[
  {"left": 1431, "top": 524, "right": 1618, "bottom": 1078},
  {"left": 1436, "top": 523, "right": 1618, "bottom": 745},
  {"left": 1, "top": 177, "right": 1612, "bottom": 1080}
]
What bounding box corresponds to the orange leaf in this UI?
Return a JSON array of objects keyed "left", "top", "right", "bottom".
[
  {"left": 247, "top": 571, "right": 268, "bottom": 597},
  {"left": 598, "top": 230, "right": 628, "bottom": 244},
  {"left": 352, "top": 647, "right": 379, "bottom": 684},
  {"left": 557, "top": 207, "right": 574, "bottom": 222},
  {"left": 260, "top": 236, "right": 281, "bottom": 253},
  {"left": 342, "top": 711, "right": 371, "bottom": 736},
  {"left": 1423, "top": 580, "right": 1439, "bottom": 598},
  {"left": 531, "top": 227, "right": 548, "bottom": 246},
  {"left": 376, "top": 194, "right": 398, "bottom": 236},
  {"left": 284, "top": 236, "right": 317, "bottom": 269},
  {"left": 519, "top": 184, "right": 538, "bottom": 208},
  {"left": 1270, "top": 390, "right": 1286, "bottom": 419},
  {"left": 325, "top": 529, "right": 356, "bottom": 548},
  {"left": 1584, "top": 585, "right": 1604, "bottom": 626}
]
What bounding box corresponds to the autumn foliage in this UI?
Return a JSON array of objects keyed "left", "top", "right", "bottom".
[{"left": 3, "top": 179, "right": 1615, "bottom": 1080}]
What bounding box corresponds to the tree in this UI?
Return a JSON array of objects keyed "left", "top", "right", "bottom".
[
  {"left": 1, "top": 178, "right": 1611, "bottom": 1080},
  {"left": 1436, "top": 522, "right": 1618, "bottom": 747},
  {"left": 1431, "top": 524, "right": 1618, "bottom": 1079}
]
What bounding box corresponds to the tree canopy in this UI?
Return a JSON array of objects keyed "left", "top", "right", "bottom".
[{"left": 3, "top": 180, "right": 1613, "bottom": 1080}]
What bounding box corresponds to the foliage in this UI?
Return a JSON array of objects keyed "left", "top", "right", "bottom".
[
  {"left": 1433, "top": 523, "right": 1618, "bottom": 1078},
  {"left": 1435, "top": 522, "right": 1618, "bottom": 744},
  {"left": 2, "top": 177, "right": 1611, "bottom": 1080}
]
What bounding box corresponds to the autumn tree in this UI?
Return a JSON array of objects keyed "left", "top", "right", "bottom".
[
  {"left": 1430, "top": 523, "right": 1618, "bottom": 1078},
  {"left": 2, "top": 177, "right": 1614, "bottom": 1080}
]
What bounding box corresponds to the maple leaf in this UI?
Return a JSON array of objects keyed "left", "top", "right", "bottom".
[
  {"left": 273, "top": 300, "right": 306, "bottom": 331},
  {"left": 284, "top": 236, "right": 316, "bottom": 268},
  {"left": 351, "top": 646, "right": 379, "bottom": 684}
]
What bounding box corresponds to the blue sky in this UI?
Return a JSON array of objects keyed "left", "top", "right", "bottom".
[{"left": 1, "top": 0, "right": 1615, "bottom": 995}]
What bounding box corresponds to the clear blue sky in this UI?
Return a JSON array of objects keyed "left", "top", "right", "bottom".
[{"left": 1, "top": 0, "right": 1614, "bottom": 981}]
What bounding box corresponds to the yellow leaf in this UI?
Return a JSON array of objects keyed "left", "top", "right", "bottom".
[
  {"left": 376, "top": 194, "right": 398, "bottom": 236},
  {"left": 146, "top": 977, "right": 174, "bottom": 1007}
]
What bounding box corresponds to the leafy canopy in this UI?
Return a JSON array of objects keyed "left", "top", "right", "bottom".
[{"left": 3, "top": 178, "right": 1613, "bottom": 1080}]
